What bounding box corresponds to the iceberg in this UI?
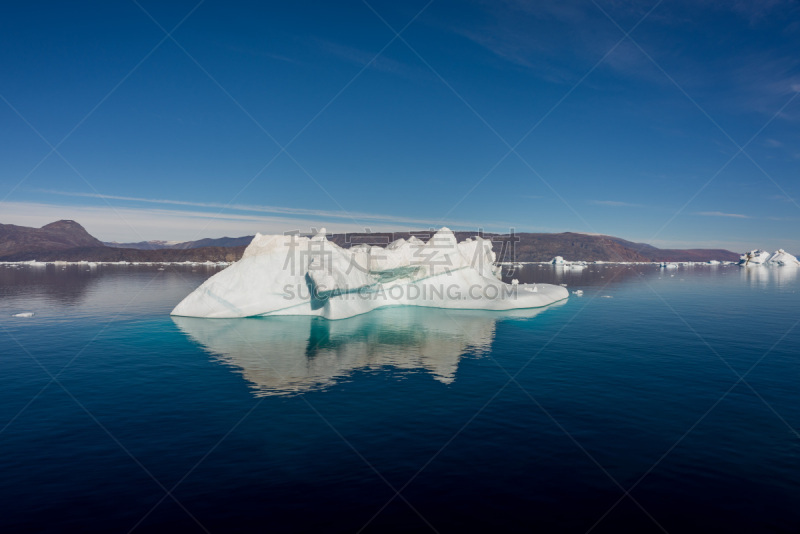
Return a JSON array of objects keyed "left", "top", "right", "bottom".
[
  {"left": 739, "top": 249, "right": 799, "bottom": 266},
  {"left": 171, "top": 227, "right": 568, "bottom": 320},
  {"left": 767, "top": 249, "right": 800, "bottom": 266},
  {"left": 739, "top": 250, "right": 771, "bottom": 265}
]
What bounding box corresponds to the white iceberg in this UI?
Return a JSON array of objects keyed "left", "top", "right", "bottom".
[
  {"left": 739, "top": 249, "right": 771, "bottom": 265},
  {"left": 767, "top": 249, "right": 800, "bottom": 266},
  {"left": 171, "top": 227, "right": 568, "bottom": 320}
]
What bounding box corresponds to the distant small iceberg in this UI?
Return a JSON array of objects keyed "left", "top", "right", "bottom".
[
  {"left": 767, "top": 249, "right": 800, "bottom": 266},
  {"left": 550, "top": 256, "right": 586, "bottom": 268},
  {"left": 739, "top": 250, "right": 771, "bottom": 265},
  {"left": 12, "top": 312, "right": 34, "bottom": 318},
  {"left": 739, "top": 249, "right": 799, "bottom": 266}
]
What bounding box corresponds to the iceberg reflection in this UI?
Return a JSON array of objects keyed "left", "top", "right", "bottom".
[
  {"left": 173, "top": 304, "right": 563, "bottom": 396},
  {"left": 740, "top": 264, "right": 798, "bottom": 288}
]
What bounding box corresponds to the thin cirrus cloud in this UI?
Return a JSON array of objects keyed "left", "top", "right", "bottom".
[
  {"left": 23, "top": 190, "right": 523, "bottom": 241},
  {"left": 39, "top": 189, "right": 485, "bottom": 227},
  {"left": 589, "top": 200, "right": 644, "bottom": 207},
  {"left": 697, "top": 211, "right": 752, "bottom": 219},
  {"left": 312, "top": 38, "right": 425, "bottom": 80},
  {"left": 0, "top": 201, "right": 385, "bottom": 242},
  {"left": 767, "top": 194, "right": 796, "bottom": 202}
]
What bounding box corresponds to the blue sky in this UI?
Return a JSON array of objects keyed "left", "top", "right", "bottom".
[{"left": 1, "top": 0, "right": 798, "bottom": 251}]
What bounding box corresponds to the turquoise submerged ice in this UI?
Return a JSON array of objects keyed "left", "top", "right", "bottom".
[{"left": 171, "top": 227, "right": 568, "bottom": 319}]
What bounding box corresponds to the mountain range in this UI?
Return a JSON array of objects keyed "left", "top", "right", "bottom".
[
  {"left": 0, "top": 221, "right": 242, "bottom": 262},
  {"left": 104, "top": 236, "right": 253, "bottom": 250},
  {"left": 1, "top": 220, "right": 744, "bottom": 263}
]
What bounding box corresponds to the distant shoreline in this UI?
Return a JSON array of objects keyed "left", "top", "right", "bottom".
[{"left": 1, "top": 219, "right": 783, "bottom": 263}]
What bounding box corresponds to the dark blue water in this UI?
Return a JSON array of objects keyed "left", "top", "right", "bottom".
[{"left": 1, "top": 262, "right": 798, "bottom": 533}]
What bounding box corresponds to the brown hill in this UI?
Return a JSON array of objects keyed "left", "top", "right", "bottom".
[
  {"left": 0, "top": 220, "right": 104, "bottom": 258},
  {"left": 0, "top": 219, "right": 244, "bottom": 262}
]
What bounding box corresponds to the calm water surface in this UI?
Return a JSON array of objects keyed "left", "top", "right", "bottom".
[{"left": 1, "top": 262, "right": 798, "bottom": 533}]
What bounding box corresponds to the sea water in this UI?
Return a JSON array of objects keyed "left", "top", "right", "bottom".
[{"left": 0, "top": 262, "right": 798, "bottom": 533}]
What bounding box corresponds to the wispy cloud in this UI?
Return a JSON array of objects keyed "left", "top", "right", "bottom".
[
  {"left": 312, "top": 38, "right": 424, "bottom": 80},
  {"left": 697, "top": 211, "right": 752, "bottom": 219},
  {"left": 764, "top": 138, "right": 784, "bottom": 148},
  {"left": 722, "top": 54, "right": 800, "bottom": 119},
  {"left": 0, "top": 201, "right": 417, "bottom": 242},
  {"left": 589, "top": 200, "right": 644, "bottom": 207},
  {"left": 224, "top": 43, "right": 299, "bottom": 64},
  {"left": 15, "top": 193, "right": 522, "bottom": 241},
  {"left": 766, "top": 193, "right": 796, "bottom": 202},
  {"left": 454, "top": 0, "right": 800, "bottom": 120},
  {"left": 39, "top": 189, "right": 490, "bottom": 228},
  {"left": 698, "top": 0, "right": 795, "bottom": 24}
]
